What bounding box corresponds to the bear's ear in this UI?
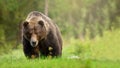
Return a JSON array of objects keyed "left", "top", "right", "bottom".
[
  {"left": 23, "top": 21, "right": 29, "bottom": 27},
  {"left": 38, "top": 20, "right": 44, "bottom": 27}
]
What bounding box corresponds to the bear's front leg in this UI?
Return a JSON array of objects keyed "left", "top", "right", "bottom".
[
  {"left": 23, "top": 37, "right": 40, "bottom": 59},
  {"left": 23, "top": 46, "right": 40, "bottom": 59},
  {"left": 30, "top": 46, "right": 40, "bottom": 59}
]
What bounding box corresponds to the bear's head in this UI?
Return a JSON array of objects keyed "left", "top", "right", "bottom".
[{"left": 23, "top": 12, "right": 49, "bottom": 47}]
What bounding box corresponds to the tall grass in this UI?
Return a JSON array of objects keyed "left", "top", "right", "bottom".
[
  {"left": 0, "top": 50, "right": 89, "bottom": 68},
  {"left": 90, "top": 30, "right": 120, "bottom": 61},
  {"left": 64, "top": 29, "right": 120, "bottom": 61}
]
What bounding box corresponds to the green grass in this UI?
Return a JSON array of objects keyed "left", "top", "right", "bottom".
[
  {"left": 0, "top": 50, "right": 88, "bottom": 68},
  {"left": 89, "top": 30, "right": 120, "bottom": 60},
  {"left": 0, "top": 50, "right": 120, "bottom": 68},
  {"left": 0, "top": 30, "right": 120, "bottom": 68}
]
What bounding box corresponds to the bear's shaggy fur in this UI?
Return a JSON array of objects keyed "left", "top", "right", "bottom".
[{"left": 22, "top": 11, "right": 62, "bottom": 58}]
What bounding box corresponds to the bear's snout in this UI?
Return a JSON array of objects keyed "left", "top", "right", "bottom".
[
  {"left": 31, "top": 41, "right": 36, "bottom": 45},
  {"left": 30, "top": 34, "right": 38, "bottom": 47},
  {"left": 30, "top": 40, "right": 38, "bottom": 47}
]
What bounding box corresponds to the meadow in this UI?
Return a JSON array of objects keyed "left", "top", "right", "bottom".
[
  {"left": 0, "top": 0, "right": 120, "bottom": 68},
  {"left": 0, "top": 30, "right": 120, "bottom": 68}
]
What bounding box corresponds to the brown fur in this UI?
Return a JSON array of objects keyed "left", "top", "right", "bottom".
[{"left": 22, "top": 11, "right": 62, "bottom": 58}]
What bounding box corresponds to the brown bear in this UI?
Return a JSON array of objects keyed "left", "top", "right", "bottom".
[{"left": 22, "top": 11, "right": 62, "bottom": 59}]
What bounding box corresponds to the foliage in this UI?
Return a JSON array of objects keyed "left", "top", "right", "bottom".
[
  {"left": 63, "top": 29, "right": 120, "bottom": 61},
  {"left": 0, "top": 0, "right": 45, "bottom": 51},
  {"left": 89, "top": 30, "right": 120, "bottom": 61},
  {"left": 49, "top": 0, "right": 120, "bottom": 39}
]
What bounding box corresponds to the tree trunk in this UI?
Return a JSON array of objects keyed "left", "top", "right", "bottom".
[{"left": 45, "top": 0, "right": 49, "bottom": 16}]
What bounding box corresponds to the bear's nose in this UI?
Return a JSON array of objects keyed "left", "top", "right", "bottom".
[{"left": 32, "top": 41, "right": 36, "bottom": 45}]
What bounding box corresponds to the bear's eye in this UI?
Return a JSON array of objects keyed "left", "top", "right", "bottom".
[
  {"left": 27, "top": 33, "right": 32, "bottom": 38},
  {"left": 25, "top": 31, "right": 32, "bottom": 37},
  {"left": 28, "top": 32, "right": 32, "bottom": 35},
  {"left": 26, "top": 32, "right": 30, "bottom": 35}
]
